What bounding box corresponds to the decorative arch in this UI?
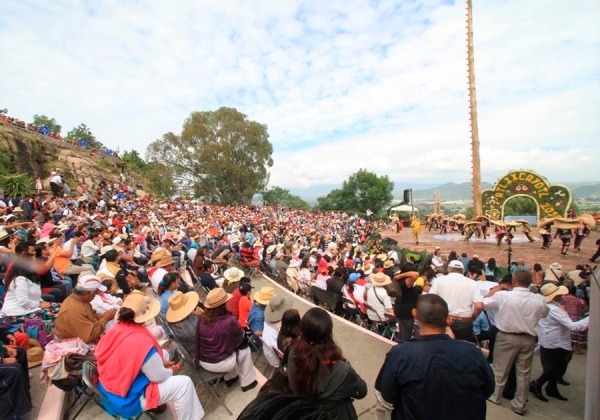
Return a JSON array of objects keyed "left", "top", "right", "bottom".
[{"left": 481, "top": 169, "right": 572, "bottom": 222}]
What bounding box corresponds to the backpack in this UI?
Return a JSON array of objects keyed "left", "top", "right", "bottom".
[{"left": 24, "top": 318, "right": 52, "bottom": 348}]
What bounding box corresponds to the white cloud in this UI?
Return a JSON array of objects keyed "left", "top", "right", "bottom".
[{"left": 0, "top": 0, "right": 598, "bottom": 194}]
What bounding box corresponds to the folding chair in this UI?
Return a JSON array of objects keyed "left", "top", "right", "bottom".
[
  {"left": 81, "top": 361, "right": 158, "bottom": 420},
  {"left": 257, "top": 336, "right": 280, "bottom": 378},
  {"left": 64, "top": 380, "right": 103, "bottom": 420},
  {"left": 384, "top": 312, "right": 400, "bottom": 340},
  {"left": 162, "top": 322, "right": 233, "bottom": 415},
  {"left": 239, "top": 257, "right": 261, "bottom": 278},
  {"left": 364, "top": 303, "right": 393, "bottom": 339}
]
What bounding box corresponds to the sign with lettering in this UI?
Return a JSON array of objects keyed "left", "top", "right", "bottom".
[{"left": 481, "top": 170, "right": 572, "bottom": 222}]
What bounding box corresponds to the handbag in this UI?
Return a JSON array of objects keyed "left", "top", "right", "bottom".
[{"left": 24, "top": 318, "right": 51, "bottom": 348}]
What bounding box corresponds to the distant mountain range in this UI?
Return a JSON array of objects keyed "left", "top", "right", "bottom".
[
  {"left": 286, "top": 181, "right": 600, "bottom": 204},
  {"left": 408, "top": 181, "right": 600, "bottom": 201}
]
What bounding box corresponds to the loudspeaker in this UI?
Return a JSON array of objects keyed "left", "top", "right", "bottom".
[{"left": 403, "top": 189, "right": 410, "bottom": 204}]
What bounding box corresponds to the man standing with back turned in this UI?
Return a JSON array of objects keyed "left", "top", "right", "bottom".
[
  {"left": 484, "top": 270, "right": 549, "bottom": 416},
  {"left": 375, "top": 294, "right": 494, "bottom": 420}
]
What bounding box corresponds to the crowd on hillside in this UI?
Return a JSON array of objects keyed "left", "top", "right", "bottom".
[{"left": 0, "top": 177, "right": 594, "bottom": 419}]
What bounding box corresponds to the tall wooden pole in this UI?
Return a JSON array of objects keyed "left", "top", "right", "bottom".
[{"left": 467, "top": 0, "right": 483, "bottom": 217}]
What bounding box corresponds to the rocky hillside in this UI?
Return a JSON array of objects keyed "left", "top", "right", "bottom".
[{"left": 0, "top": 121, "right": 150, "bottom": 196}]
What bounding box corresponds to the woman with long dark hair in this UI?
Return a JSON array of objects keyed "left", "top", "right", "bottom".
[
  {"left": 484, "top": 258, "right": 498, "bottom": 281},
  {"left": 287, "top": 308, "right": 367, "bottom": 419},
  {"left": 277, "top": 308, "right": 301, "bottom": 354},
  {"left": 1, "top": 258, "right": 60, "bottom": 325},
  {"left": 157, "top": 272, "right": 180, "bottom": 316},
  {"left": 195, "top": 288, "right": 258, "bottom": 392}
]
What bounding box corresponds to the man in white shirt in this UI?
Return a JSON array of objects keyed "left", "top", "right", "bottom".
[
  {"left": 366, "top": 272, "right": 393, "bottom": 322},
  {"left": 429, "top": 260, "right": 482, "bottom": 342},
  {"left": 530, "top": 283, "right": 589, "bottom": 402},
  {"left": 261, "top": 295, "right": 292, "bottom": 370},
  {"left": 431, "top": 247, "right": 444, "bottom": 270},
  {"left": 483, "top": 270, "right": 549, "bottom": 416}
]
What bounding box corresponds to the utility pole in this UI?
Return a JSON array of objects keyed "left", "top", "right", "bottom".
[{"left": 467, "top": 0, "right": 483, "bottom": 217}]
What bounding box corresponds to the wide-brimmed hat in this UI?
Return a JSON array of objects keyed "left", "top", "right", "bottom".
[
  {"left": 363, "top": 264, "right": 373, "bottom": 275},
  {"left": 150, "top": 248, "right": 169, "bottom": 263},
  {"left": 0, "top": 231, "right": 11, "bottom": 241},
  {"left": 166, "top": 291, "right": 200, "bottom": 323},
  {"left": 204, "top": 288, "right": 232, "bottom": 309},
  {"left": 288, "top": 259, "right": 301, "bottom": 268},
  {"left": 540, "top": 283, "right": 569, "bottom": 302},
  {"left": 155, "top": 255, "right": 175, "bottom": 268},
  {"left": 265, "top": 294, "right": 293, "bottom": 323},
  {"left": 230, "top": 235, "right": 241, "bottom": 244},
  {"left": 549, "top": 262, "right": 562, "bottom": 271},
  {"left": 99, "top": 245, "right": 119, "bottom": 256},
  {"left": 12, "top": 207, "right": 23, "bottom": 212},
  {"left": 383, "top": 260, "right": 394, "bottom": 269},
  {"left": 376, "top": 254, "right": 387, "bottom": 261},
  {"left": 254, "top": 286, "right": 275, "bottom": 305},
  {"left": 371, "top": 272, "right": 391, "bottom": 286},
  {"left": 266, "top": 244, "right": 276, "bottom": 254},
  {"left": 78, "top": 274, "right": 107, "bottom": 291},
  {"left": 120, "top": 294, "right": 160, "bottom": 324},
  {"left": 27, "top": 346, "right": 44, "bottom": 368},
  {"left": 254, "top": 240, "right": 263, "bottom": 247},
  {"left": 35, "top": 237, "right": 57, "bottom": 245},
  {"left": 224, "top": 267, "right": 244, "bottom": 282}
]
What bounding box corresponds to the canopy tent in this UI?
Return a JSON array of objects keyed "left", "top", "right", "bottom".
[{"left": 389, "top": 204, "right": 419, "bottom": 214}]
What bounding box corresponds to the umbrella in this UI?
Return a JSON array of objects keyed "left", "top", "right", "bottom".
[
  {"left": 515, "top": 219, "right": 531, "bottom": 225},
  {"left": 490, "top": 220, "right": 506, "bottom": 227},
  {"left": 580, "top": 214, "right": 596, "bottom": 229},
  {"left": 474, "top": 215, "right": 490, "bottom": 221},
  {"left": 465, "top": 221, "right": 481, "bottom": 227},
  {"left": 453, "top": 214, "right": 467, "bottom": 221},
  {"left": 505, "top": 221, "right": 521, "bottom": 227}
]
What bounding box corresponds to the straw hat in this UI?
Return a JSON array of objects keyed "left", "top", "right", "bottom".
[
  {"left": 383, "top": 260, "right": 394, "bottom": 269},
  {"left": 254, "top": 240, "right": 263, "bottom": 247},
  {"left": 13, "top": 207, "right": 23, "bottom": 213},
  {"left": 288, "top": 259, "right": 301, "bottom": 268},
  {"left": 27, "top": 346, "right": 44, "bottom": 368},
  {"left": 264, "top": 295, "right": 293, "bottom": 323},
  {"left": 224, "top": 267, "right": 244, "bottom": 283},
  {"left": 540, "top": 283, "right": 569, "bottom": 302},
  {"left": 0, "top": 231, "right": 10, "bottom": 241},
  {"left": 99, "top": 245, "right": 118, "bottom": 256},
  {"left": 363, "top": 264, "right": 373, "bottom": 275},
  {"left": 254, "top": 286, "right": 275, "bottom": 305},
  {"left": 36, "top": 237, "right": 57, "bottom": 245},
  {"left": 266, "top": 244, "right": 276, "bottom": 254},
  {"left": 371, "top": 272, "right": 391, "bottom": 286},
  {"left": 120, "top": 294, "right": 160, "bottom": 324},
  {"left": 204, "top": 288, "right": 232, "bottom": 309},
  {"left": 155, "top": 255, "right": 175, "bottom": 268},
  {"left": 166, "top": 291, "right": 200, "bottom": 323},
  {"left": 376, "top": 254, "right": 387, "bottom": 261},
  {"left": 150, "top": 248, "right": 169, "bottom": 263}
]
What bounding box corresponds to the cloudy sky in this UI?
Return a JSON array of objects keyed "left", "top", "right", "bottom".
[{"left": 1, "top": 0, "right": 599, "bottom": 194}]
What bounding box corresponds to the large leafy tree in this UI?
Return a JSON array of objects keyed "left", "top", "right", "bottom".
[
  {"left": 263, "top": 186, "right": 310, "bottom": 210},
  {"left": 316, "top": 169, "right": 394, "bottom": 215},
  {"left": 31, "top": 114, "right": 62, "bottom": 134},
  {"left": 122, "top": 149, "right": 147, "bottom": 172},
  {"left": 146, "top": 107, "right": 274, "bottom": 205},
  {"left": 66, "top": 123, "right": 103, "bottom": 149}
]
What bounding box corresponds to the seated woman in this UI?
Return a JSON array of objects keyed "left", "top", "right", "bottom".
[
  {"left": 1, "top": 265, "right": 60, "bottom": 325},
  {"left": 166, "top": 291, "right": 200, "bottom": 354},
  {"left": 95, "top": 294, "right": 204, "bottom": 419},
  {"left": 195, "top": 288, "right": 258, "bottom": 392},
  {"left": 157, "top": 272, "right": 180, "bottom": 316},
  {"left": 287, "top": 307, "right": 367, "bottom": 419},
  {"left": 0, "top": 340, "right": 32, "bottom": 419}
]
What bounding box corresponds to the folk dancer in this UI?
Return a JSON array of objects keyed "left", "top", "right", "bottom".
[
  {"left": 540, "top": 226, "right": 552, "bottom": 249},
  {"left": 573, "top": 221, "right": 589, "bottom": 252},
  {"left": 410, "top": 217, "right": 421, "bottom": 245},
  {"left": 554, "top": 228, "right": 572, "bottom": 256},
  {"left": 522, "top": 223, "right": 535, "bottom": 242}
]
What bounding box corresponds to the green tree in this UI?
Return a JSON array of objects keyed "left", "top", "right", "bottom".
[
  {"left": 145, "top": 163, "right": 175, "bottom": 198},
  {"left": 504, "top": 196, "right": 537, "bottom": 216},
  {"left": 146, "top": 107, "right": 274, "bottom": 205},
  {"left": 31, "top": 114, "right": 62, "bottom": 134},
  {"left": 122, "top": 149, "right": 147, "bottom": 172},
  {"left": 66, "top": 123, "right": 103, "bottom": 149},
  {"left": 262, "top": 186, "right": 310, "bottom": 210},
  {"left": 316, "top": 169, "right": 394, "bottom": 214}
]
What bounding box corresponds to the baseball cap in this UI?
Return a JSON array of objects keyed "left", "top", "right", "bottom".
[{"left": 448, "top": 260, "right": 464, "bottom": 270}]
